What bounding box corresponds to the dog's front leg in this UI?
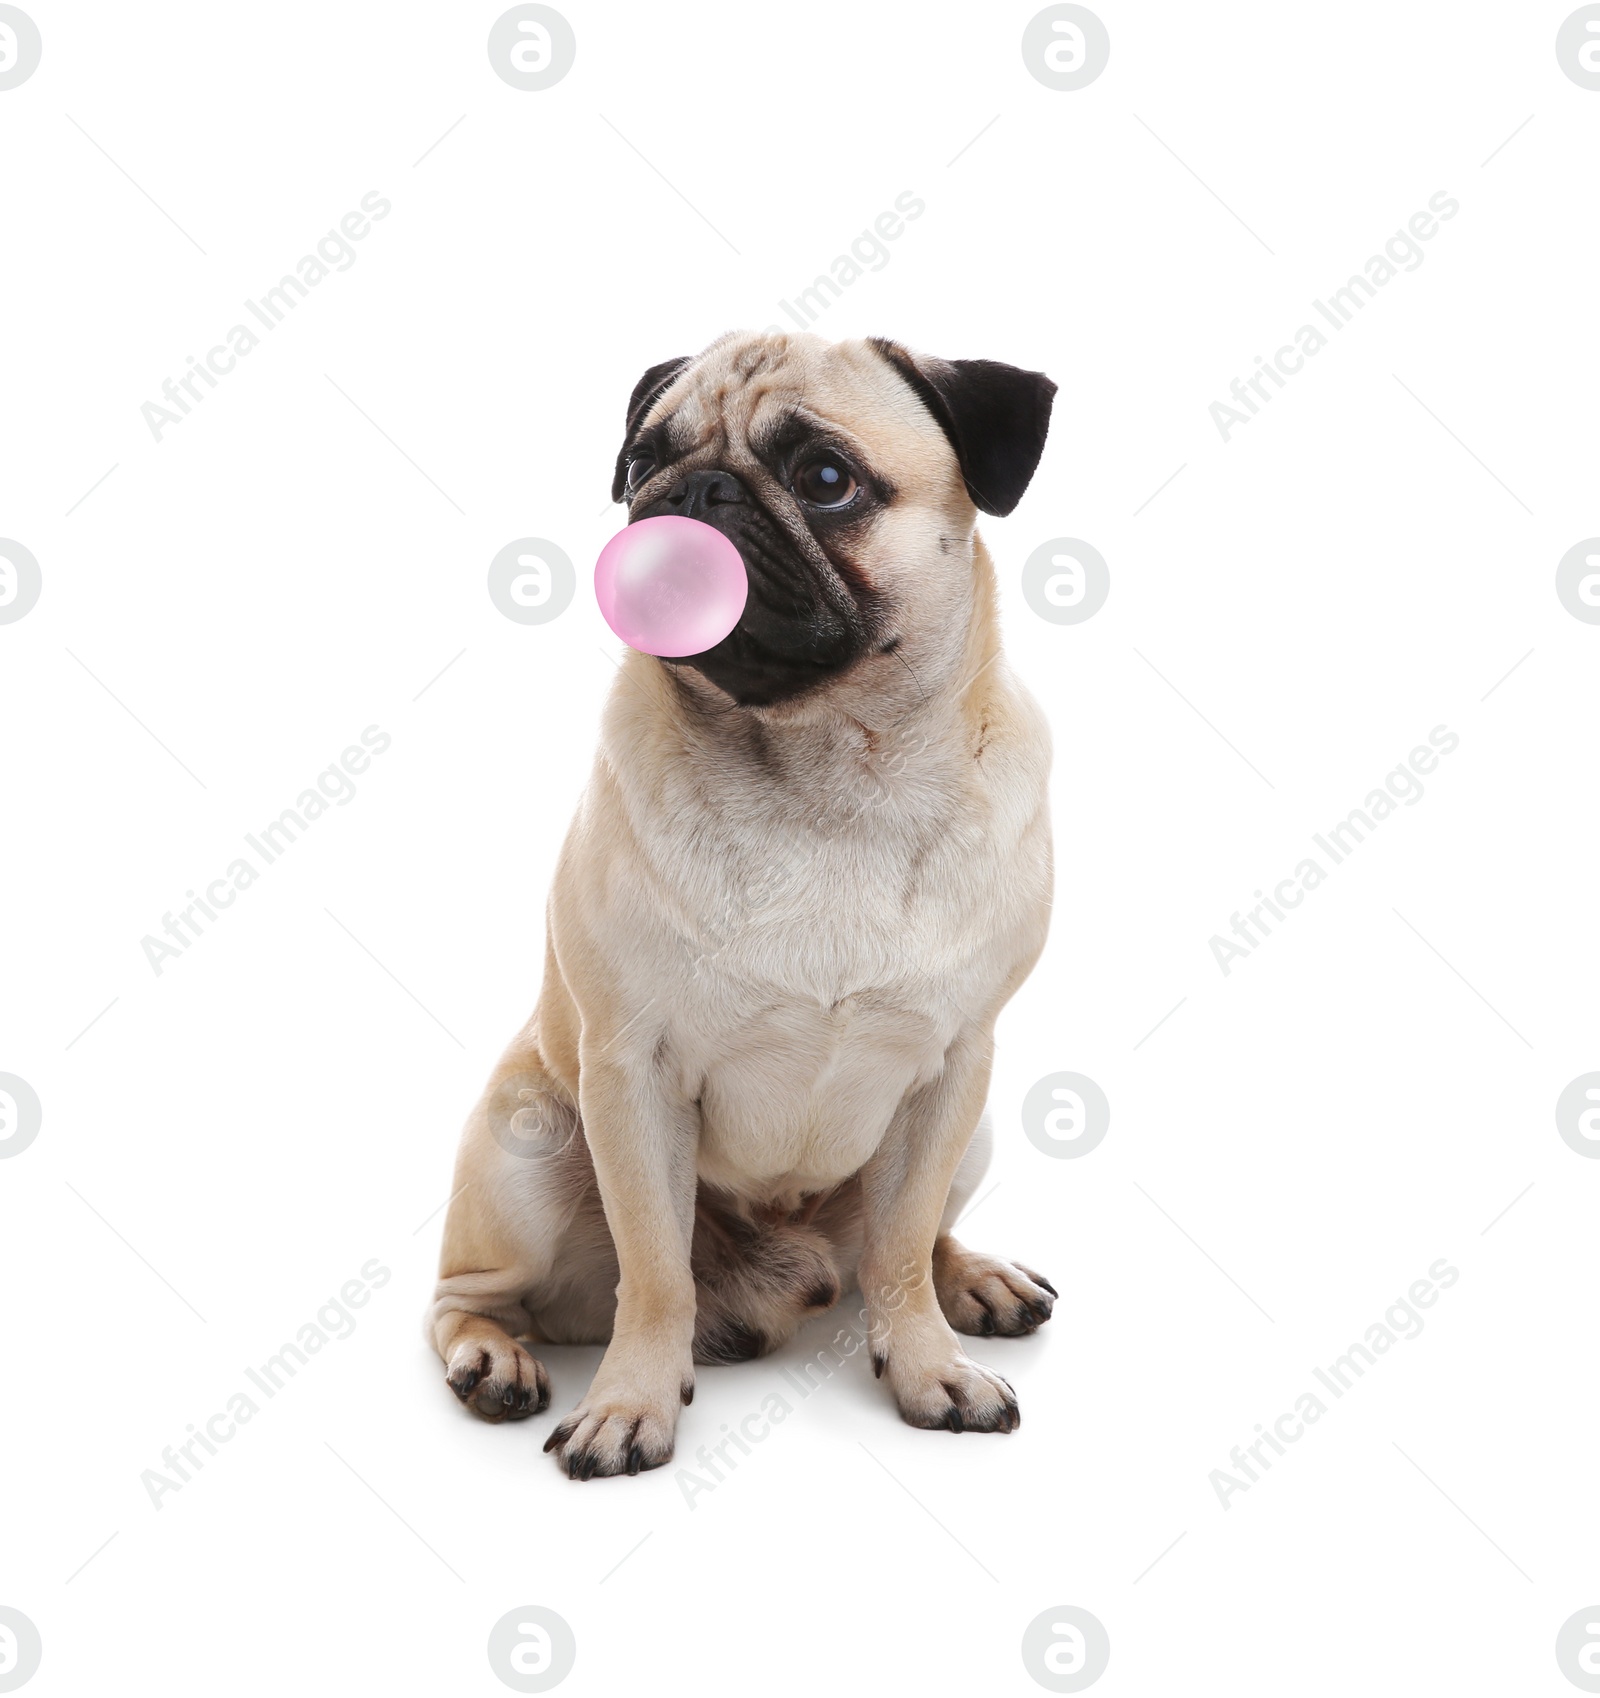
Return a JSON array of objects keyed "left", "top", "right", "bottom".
[
  {"left": 542, "top": 1045, "right": 698, "bottom": 1479},
  {"left": 859, "top": 1028, "right": 1021, "bottom": 1433}
]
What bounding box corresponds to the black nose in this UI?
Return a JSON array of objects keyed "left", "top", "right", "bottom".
[{"left": 663, "top": 469, "right": 746, "bottom": 518}]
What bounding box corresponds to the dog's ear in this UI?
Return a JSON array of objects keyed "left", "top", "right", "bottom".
[
  {"left": 612, "top": 356, "right": 693, "bottom": 501},
  {"left": 870, "top": 339, "right": 1056, "bottom": 516}
]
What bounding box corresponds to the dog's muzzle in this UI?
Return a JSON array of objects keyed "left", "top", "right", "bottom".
[{"left": 631, "top": 469, "right": 876, "bottom": 708}]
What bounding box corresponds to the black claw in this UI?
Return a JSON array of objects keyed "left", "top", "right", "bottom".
[
  {"left": 1034, "top": 1276, "right": 1058, "bottom": 1298},
  {"left": 945, "top": 1406, "right": 964, "bottom": 1433},
  {"left": 579, "top": 1452, "right": 599, "bottom": 1482},
  {"left": 503, "top": 1386, "right": 516, "bottom": 1406},
  {"left": 871, "top": 1354, "right": 887, "bottom": 1380},
  {"left": 681, "top": 1381, "right": 695, "bottom": 1406},
  {"left": 626, "top": 1445, "right": 643, "bottom": 1476},
  {"left": 567, "top": 1450, "right": 581, "bottom": 1480},
  {"left": 543, "top": 1421, "right": 575, "bottom": 1454}
]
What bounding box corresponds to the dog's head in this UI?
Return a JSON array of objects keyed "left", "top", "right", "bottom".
[{"left": 611, "top": 332, "right": 1055, "bottom": 711}]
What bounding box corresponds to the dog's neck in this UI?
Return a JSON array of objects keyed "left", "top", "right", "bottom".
[
  {"left": 602, "top": 532, "right": 1007, "bottom": 810},
  {"left": 605, "top": 634, "right": 999, "bottom": 820}
]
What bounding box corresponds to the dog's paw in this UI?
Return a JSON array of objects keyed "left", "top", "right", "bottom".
[
  {"left": 542, "top": 1381, "right": 686, "bottom": 1480},
  {"left": 886, "top": 1349, "right": 1020, "bottom": 1434},
  {"left": 934, "top": 1245, "right": 1057, "bottom": 1338},
  {"left": 445, "top": 1336, "right": 550, "bottom": 1422}
]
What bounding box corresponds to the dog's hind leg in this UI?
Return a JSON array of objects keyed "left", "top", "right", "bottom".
[
  {"left": 931, "top": 1112, "right": 1057, "bottom": 1338},
  {"left": 428, "top": 1040, "right": 607, "bottom": 1421}
]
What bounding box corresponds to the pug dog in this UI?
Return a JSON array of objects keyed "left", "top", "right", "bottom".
[{"left": 428, "top": 330, "right": 1057, "bottom": 1478}]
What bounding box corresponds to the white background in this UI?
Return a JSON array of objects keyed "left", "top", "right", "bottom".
[{"left": 2, "top": 2, "right": 1598, "bottom": 1693}]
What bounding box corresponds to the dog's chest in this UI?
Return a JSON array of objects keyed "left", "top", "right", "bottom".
[{"left": 669, "top": 804, "right": 1019, "bottom": 1194}]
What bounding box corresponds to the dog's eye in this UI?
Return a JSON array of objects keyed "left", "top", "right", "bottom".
[
  {"left": 625, "top": 453, "right": 655, "bottom": 493},
  {"left": 793, "top": 457, "right": 858, "bottom": 509}
]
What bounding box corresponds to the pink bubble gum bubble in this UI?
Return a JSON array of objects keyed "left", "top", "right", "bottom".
[{"left": 594, "top": 515, "right": 749, "bottom": 658}]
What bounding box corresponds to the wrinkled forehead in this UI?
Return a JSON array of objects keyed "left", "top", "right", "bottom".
[{"left": 647, "top": 333, "right": 950, "bottom": 475}]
